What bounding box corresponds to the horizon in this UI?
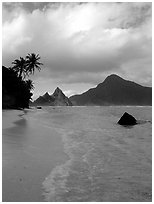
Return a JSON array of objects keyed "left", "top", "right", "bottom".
[{"left": 2, "top": 2, "right": 152, "bottom": 100}]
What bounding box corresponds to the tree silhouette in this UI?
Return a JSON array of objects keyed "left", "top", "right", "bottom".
[
  {"left": 12, "top": 57, "right": 27, "bottom": 79},
  {"left": 12, "top": 53, "right": 43, "bottom": 79},
  {"left": 2, "top": 66, "right": 33, "bottom": 108},
  {"left": 3, "top": 53, "right": 43, "bottom": 109},
  {"left": 25, "top": 79, "right": 34, "bottom": 91},
  {"left": 25, "top": 53, "right": 43, "bottom": 76}
]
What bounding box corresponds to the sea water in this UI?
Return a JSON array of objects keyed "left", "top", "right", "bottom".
[{"left": 41, "top": 106, "right": 152, "bottom": 202}]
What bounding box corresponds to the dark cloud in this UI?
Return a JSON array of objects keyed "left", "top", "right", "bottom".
[{"left": 3, "top": 2, "right": 49, "bottom": 12}]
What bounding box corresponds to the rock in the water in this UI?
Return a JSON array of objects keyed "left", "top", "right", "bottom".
[
  {"left": 37, "top": 106, "right": 42, "bottom": 109},
  {"left": 118, "top": 112, "right": 137, "bottom": 126}
]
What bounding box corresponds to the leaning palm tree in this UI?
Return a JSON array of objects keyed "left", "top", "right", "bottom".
[
  {"left": 12, "top": 57, "right": 27, "bottom": 79},
  {"left": 25, "top": 53, "right": 43, "bottom": 76}
]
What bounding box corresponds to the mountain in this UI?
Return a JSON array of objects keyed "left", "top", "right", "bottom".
[
  {"left": 52, "top": 87, "right": 72, "bottom": 106},
  {"left": 69, "top": 74, "right": 152, "bottom": 106},
  {"left": 33, "top": 87, "right": 72, "bottom": 106}
]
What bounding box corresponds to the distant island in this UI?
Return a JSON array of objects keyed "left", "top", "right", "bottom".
[
  {"left": 32, "top": 87, "right": 72, "bottom": 106},
  {"left": 69, "top": 74, "right": 152, "bottom": 106}
]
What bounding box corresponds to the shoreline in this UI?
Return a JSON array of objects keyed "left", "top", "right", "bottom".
[
  {"left": 2, "top": 109, "right": 68, "bottom": 202},
  {"left": 2, "top": 106, "right": 152, "bottom": 202},
  {"left": 2, "top": 109, "right": 25, "bottom": 129}
]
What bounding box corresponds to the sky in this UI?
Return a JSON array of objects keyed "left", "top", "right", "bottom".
[{"left": 2, "top": 2, "right": 152, "bottom": 100}]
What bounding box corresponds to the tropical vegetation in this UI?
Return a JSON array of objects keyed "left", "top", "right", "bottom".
[{"left": 2, "top": 53, "right": 43, "bottom": 109}]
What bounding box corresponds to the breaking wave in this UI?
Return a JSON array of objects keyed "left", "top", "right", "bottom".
[{"left": 42, "top": 129, "right": 110, "bottom": 202}]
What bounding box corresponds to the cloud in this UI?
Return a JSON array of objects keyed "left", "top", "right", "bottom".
[{"left": 2, "top": 2, "right": 152, "bottom": 97}]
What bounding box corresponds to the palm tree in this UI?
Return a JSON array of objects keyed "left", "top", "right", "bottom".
[
  {"left": 25, "top": 53, "right": 43, "bottom": 76},
  {"left": 12, "top": 57, "right": 27, "bottom": 79},
  {"left": 25, "top": 79, "right": 34, "bottom": 91},
  {"left": 8, "top": 54, "right": 43, "bottom": 109},
  {"left": 11, "top": 53, "right": 43, "bottom": 79}
]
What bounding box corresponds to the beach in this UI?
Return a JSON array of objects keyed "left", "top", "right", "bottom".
[
  {"left": 2, "top": 109, "right": 68, "bottom": 202},
  {"left": 2, "top": 106, "right": 152, "bottom": 202}
]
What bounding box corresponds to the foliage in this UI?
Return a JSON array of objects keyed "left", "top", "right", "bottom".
[
  {"left": 12, "top": 53, "right": 43, "bottom": 79},
  {"left": 25, "top": 53, "right": 43, "bottom": 76},
  {"left": 2, "top": 53, "right": 43, "bottom": 109},
  {"left": 12, "top": 57, "right": 26, "bottom": 78}
]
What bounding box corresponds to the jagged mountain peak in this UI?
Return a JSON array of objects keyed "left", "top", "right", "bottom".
[
  {"left": 43, "top": 92, "right": 50, "bottom": 97},
  {"left": 55, "top": 87, "right": 62, "bottom": 92},
  {"left": 55, "top": 87, "right": 61, "bottom": 91},
  {"left": 53, "top": 87, "right": 64, "bottom": 97},
  {"left": 33, "top": 87, "right": 72, "bottom": 106}
]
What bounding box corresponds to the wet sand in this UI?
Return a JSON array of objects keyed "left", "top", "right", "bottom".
[{"left": 2, "top": 109, "right": 68, "bottom": 202}]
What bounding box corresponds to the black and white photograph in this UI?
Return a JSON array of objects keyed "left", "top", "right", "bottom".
[{"left": 2, "top": 2, "right": 152, "bottom": 202}]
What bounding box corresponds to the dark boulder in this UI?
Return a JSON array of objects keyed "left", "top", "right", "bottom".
[
  {"left": 118, "top": 112, "right": 137, "bottom": 126},
  {"left": 37, "top": 106, "right": 42, "bottom": 109}
]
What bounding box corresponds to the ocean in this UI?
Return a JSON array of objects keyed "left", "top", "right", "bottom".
[
  {"left": 2, "top": 106, "right": 152, "bottom": 202},
  {"left": 41, "top": 106, "right": 152, "bottom": 202}
]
